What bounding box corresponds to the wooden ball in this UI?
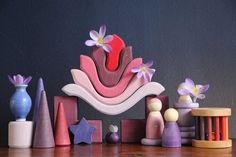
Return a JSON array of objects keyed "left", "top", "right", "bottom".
[
  {"left": 164, "top": 108, "right": 179, "bottom": 122},
  {"left": 148, "top": 98, "right": 162, "bottom": 111}
]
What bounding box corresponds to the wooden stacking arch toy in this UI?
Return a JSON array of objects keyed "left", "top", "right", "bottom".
[{"left": 191, "top": 108, "right": 232, "bottom": 148}]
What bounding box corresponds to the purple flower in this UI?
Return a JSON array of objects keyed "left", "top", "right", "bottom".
[
  {"left": 85, "top": 25, "right": 113, "bottom": 52},
  {"left": 177, "top": 78, "right": 209, "bottom": 102},
  {"left": 131, "top": 61, "right": 156, "bottom": 82},
  {"left": 8, "top": 74, "right": 32, "bottom": 86}
]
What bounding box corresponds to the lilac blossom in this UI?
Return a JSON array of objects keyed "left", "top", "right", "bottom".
[
  {"left": 131, "top": 61, "right": 156, "bottom": 82},
  {"left": 8, "top": 74, "right": 32, "bottom": 86},
  {"left": 178, "top": 78, "right": 209, "bottom": 102},
  {"left": 85, "top": 25, "right": 113, "bottom": 52}
]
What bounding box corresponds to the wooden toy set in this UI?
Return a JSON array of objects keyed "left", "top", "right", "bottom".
[
  {"left": 7, "top": 25, "right": 232, "bottom": 149},
  {"left": 192, "top": 108, "right": 232, "bottom": 148}
]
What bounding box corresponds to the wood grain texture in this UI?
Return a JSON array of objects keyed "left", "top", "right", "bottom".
[
  {"left": 3, "top": 141, "right": 235, "bottom": 157},
  {"left": 91, "top": 47, "right": 133, "bottom": 87},
  {"left": 80, "top": 55, "right": 142, "bottom": 97},
  {"left": 191, "top": 108, "right": 231, "bottom": 117},
  {"left": 192, "top": 139, "right": 232, "bottom": 148},
  {"left": 71, "top": 69, "right": 145, "bottom": 105},
  {"left": 121, "top": 119, "right": 146, "bottom": 143},
  {"left": 62, "top": 82, "right": 165, "bottom": 115},
  {"left": 54, "top": 96, "right": 78, "bottom": 127}
]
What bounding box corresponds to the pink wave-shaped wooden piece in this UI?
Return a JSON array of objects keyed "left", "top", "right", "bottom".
[
  {"left": 80, "top": 55, "right": 142, "bottom": 98},
  {"left": 71, "top": 69, "right": 145, "bottom": 105},
  {"left": 62, "top": 82, "right": 165, "bottom": 115},
  {"left": 91, "top": 47, "right": 133, "bottom": 87}
]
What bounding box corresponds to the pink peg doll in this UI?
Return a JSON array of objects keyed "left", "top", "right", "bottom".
[{"left": 141, "top": 98, "right": 164, "bottom": 145}]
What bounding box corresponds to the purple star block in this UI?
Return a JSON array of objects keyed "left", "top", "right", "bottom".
[{"left": 69, "top": 117, "right": 96, "bottom": 144}]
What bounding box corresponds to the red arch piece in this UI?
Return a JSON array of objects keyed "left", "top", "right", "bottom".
[{"left": 106, "top": 34, "right": 125, "bottom": 71}]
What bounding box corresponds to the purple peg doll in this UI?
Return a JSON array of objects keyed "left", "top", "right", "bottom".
[{"left": 162, "top": 108, "right": 181, "bottom": 147}]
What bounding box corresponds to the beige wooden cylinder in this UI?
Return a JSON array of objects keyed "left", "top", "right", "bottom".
[{"left": 8, "top": 121, "right": 33, "bottom": 148}]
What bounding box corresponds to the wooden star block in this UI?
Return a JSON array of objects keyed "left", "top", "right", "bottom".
[{"left": 69, "top": 118, "right": 96, "bottom": 144}]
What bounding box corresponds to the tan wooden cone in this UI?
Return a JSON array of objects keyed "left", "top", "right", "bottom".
[
  {"left": 33, "top": 91, "right": 55, "bottom": 148},
  {"left": 55, "top": 102, "right": 71, "bottom": 146}
]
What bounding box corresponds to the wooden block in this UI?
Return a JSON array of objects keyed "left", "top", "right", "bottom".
[
  {"left": 8, "top": 121, "right": 34, "bottom": 148},
  {"left": 200, "top": 117, "right": 205, "bottom": 140},
  {"left": 192, "top": 108, "right": 231, "bottom": 117},
  {"left": 80, "top": 55, "right": 142, "bottom": 98},
  {"left": 195, "top": 117, "right": 200, "bottom": 140},
  {"left": 62, "top": 82, "right": 165, "bottom": 115},
  {"left": 226, "top": 117, "right": 229, "bottom": 140},
  {"left": 54, "top": 96, "right": 78, "bottom": 127},
  {"left": 145, "top": 95, "right": 169, "bottom": 118},
  {"left": 106, "top": 34, "right": 126, "bottom": 71},
  {"left": 192, "top": 139, "right": 232, "bottom": 148},
  {"left": 221, "top": 117, "right": 227, "bottom": 140},
  {"left": 208, "top": 117, "right": 212, "bottom": 141},
  {"left": 87, "top": 120, "right": 103, "bottom": 143},
  {"left": 121, "top": 119, "right": 146, "bottom": 143},
  {"left": 215, "top": 117, "right": 220, "bottom": 141},
  {"left": 91, "top": 47, "right": 133, "bottom": 87},
  {"left": 71, "top": 69, "right": 145, "bottom": 105}
]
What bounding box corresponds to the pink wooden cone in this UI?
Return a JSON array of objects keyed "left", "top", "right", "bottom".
[
  {"left": 55, "top": 102, "right": 70, "bottom": 146},
  {"left": 33, "top": 91, "right": 55, "bottom": 148}
]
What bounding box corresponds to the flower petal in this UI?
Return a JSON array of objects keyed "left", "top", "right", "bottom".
[
  {"left": 102, "top": 44, "right": 112, "bottom": 52},
  {"left": 103, "top": 35, "right": 113, "bottom": 43},
  {"left": 178, "top": 89, "right": 190, "bottom": 95},
  {"left": 147, "top": 68, "right": 155, "bottom": 76},
  {"left": 89, "top": 30, "right": 99, "bottom": 40},
  {"left": 131, "top": 67, "right": 140, "bottom": 73},
  {"left": 16, "top": 74, "right": 24, "bottom": 85},
  {"left": 145, "top": 61, "right": 153, "bottom": 68},
  {"left": 23, "top": 76, "right": 32, "bottom": 84},
  {"left": 85, "top": 40, "right": 97, "bottom": 46},
  {"left": 8, "top": 75, "right": 15, "bottom": 85},
  {"left": 197, "top": 94, "right": 206, "bottom": 99},
  {"left": 99, "top": 25, "right": 106, "bottom": 38},
  {"left": 145, "top": 72, "right": 151, "bottom": 82},
  {"left": 137, "top": 72, "right": 143, "bottom": 79},
  {"left": 198, "top": 84, "right": 209, "bottom": 93},
  {"left": 185, "top": 78, "right": 195, "bottom": 88}
]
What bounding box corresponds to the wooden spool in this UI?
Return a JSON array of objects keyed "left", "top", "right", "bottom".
[{"left": 191, "top": 108, "right": 232, "bottom": 148}]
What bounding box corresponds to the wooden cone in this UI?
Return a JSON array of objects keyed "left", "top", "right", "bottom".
[
  {"left": 33, "top": 78, "right": 44, "bottom": 123},
  {"left": 33, "top": 91, "right": 55, "bottom": 148},
  {"left": 55, "top": 102, "right": 71, "bottom": 146}
]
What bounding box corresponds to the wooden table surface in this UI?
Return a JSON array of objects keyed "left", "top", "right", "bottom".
[{"left": 1, "top": 141, "right": 235, "bottom": 157}]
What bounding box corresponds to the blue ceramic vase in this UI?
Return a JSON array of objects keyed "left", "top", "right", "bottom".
[{"left": 10, "top": 85, "right": 32, "bottom": 121}]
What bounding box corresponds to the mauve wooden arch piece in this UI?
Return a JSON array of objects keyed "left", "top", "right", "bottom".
[{"left": 91, "top": 46, "right": 133, "bottom": 87}]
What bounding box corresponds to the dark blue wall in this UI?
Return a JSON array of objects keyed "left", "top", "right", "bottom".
[{"left": 0, "top": 0, "right": 236, "bottom": 145}]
